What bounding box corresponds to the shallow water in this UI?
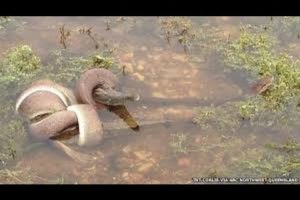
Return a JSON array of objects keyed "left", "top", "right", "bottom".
[{"left": 1, "top": 16, "right": 300, "bottom": 184}]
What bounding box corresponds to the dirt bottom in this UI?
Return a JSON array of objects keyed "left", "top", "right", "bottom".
[{"left": 2, "top": 16, "right": 297, "bottom": 184}]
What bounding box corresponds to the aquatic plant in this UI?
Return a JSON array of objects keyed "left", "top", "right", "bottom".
[
  {"left": 191, "top": 21, "right": 300, "bottom": 141},
  {"left": 268, "top": 17, "right": 300, "bottom": 43},
  {"left": 266, "top": 138, "right": 300, "bottom": 153},
  {"left": 91, "top": 54, "right": 115, "bottom": 69},
  {"left": 193, "top": 101, "right": 242, "bottom": 132},
  {"left": 219, "top": 25, "right": 277, "bottom": 74},
  {"left": 230, "top": 139, "right": 300, "bottom": 178},
  {"left": 45, "top": 49, "right": 119, "bottom": 84},
  {"left": 0, "top": 17, "right": 26, "bottom": 33},
  {"left": 0, "top": 45, "right": 42, "bottom": 168},
  {"left": 238, "top": 98, "right": 260, "bottom": 120},
  {"left": 103, "top": 17, "right": 136, "bottom": 33},
  {"left": 0, "top": 44, "right": 41, "bottom": 90},
  {"left": 159, "top": 17, "right": 197, "bottom": 51},
  {"left": 232, "top": 154, "right": 290, "bottom": 178},
  {"left": 0, "top": 115, "right": 27, "bottom": 169},
  {"left": 0, "top": 168, "right": 33, "bottom": 183},
  {"left": 0, "top": 166, "right": 66, "bottom": 183},
  {"left": 59, "top": 24, "right": 71, "bottom": 49},
  {"left": 219, "top": 24, "right": 300, "bottom": 109},
  {"left": 3, "top": 45, "right": 40, "bottom": 72},
  {"left": 0, "top": 17, "right": 11, "bottom": 29},
  {"left": 169, "top": 133, "right": 190, "bottom": 155},
  {"left": 158, "top": 17, "right": 222, "bottom": 58},
  {"left": 0, "top": 41, "right": 122, "bottom": 168}
]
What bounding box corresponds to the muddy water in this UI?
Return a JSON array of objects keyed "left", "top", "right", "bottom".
[{"left": 0, "top": 16, "right": 299, "bottom": 184}]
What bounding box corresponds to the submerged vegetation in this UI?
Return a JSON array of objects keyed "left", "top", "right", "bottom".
[
  {"left": 0, "top": 17, "right": 26, "bottom": 33},
  {"left": 0, "top": 166, "right": 67, "bottom": 183},
  {"left": 268, "top": 17, "right": 300, "bottom": 43},
  {"left": 2, "top": 17, "right": 300, "bottom": 182},
  {"left": 103, "top": 17, "right": 136, "bottom": 33},
  {"left": 46, "top": 49, "right": 119, "bottom": 84},
  {"left": 0, "top": 17, "right": 11, "bottom": 30},
  {"left": 0, "top": 45, "right": 41, "bottom": 91},
  {"left": 158, "top": 17, "right": 222, "bottom": 61},
  {"left": 0, "top": 40, "right": 118, "bottom": 172},
  {"left": 0, "top": 102, "right": 27, "bottom": 169},
  {"left": 191, "top": 18, "right": 300, "bottom": 177},
  {"left": 218, "top": 24, "right": 300, "bottom": 109},
  {"left": 193, "top": 101, "right": 242, "bottom": 132},
  {"left": 0, "top": 45, "right": 40, "bottom": 169},
  {"left": 169, "top": 133, "right": 190, "bottom": 155},
  {"left": 229, "top": 138, "right": 300, "bottom": 178},
  {"left": 159, "top": 17, "right": 197, "bottom": 51},
  {"left": 194, "top": 22, "right": 300, "bottom": 132}
]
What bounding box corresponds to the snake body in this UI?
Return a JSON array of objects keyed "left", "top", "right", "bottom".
[
  {"left": 74, "top": 68, "right": 119, "bottom": 109},
  {"left": 15, "top": 68, "right": 140, "bottom": 162}
]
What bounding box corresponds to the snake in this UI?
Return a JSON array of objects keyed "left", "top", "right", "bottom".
[
  {"left": 15, "top": 68, "right": 140, "bottom": 162},
  {"left": 16, "top": 68, "right": 272, "bottom": 163}
]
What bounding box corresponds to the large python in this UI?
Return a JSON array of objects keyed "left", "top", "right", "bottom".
[{"left": 15, "top": 68, "right": 139, "bottom": 162}]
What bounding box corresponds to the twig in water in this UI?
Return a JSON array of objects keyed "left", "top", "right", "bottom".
[
  {"left": 78, "top": 26, "right": 100, "bottom": 49},
  {"left": 59, "top": 24, "right": 71, "bottom": 49}
]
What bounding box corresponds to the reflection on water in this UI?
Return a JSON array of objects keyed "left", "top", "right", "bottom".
[{"left": 1, "top": 16, "right": 300, "bottom": 184}]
